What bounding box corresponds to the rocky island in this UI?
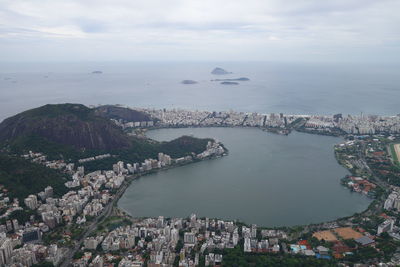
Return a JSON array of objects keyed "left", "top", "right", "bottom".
[
  {"left": 212, "top": 77, "right": 250, "bottom": 82},
  {"left": 220, "top": 81, "right": 239, "bottom": 85},
  {"left": 181, "top": 80, "right": 198, "bottom": 84},
  {"left": 211, "top": 67, "right": 232, "bottom": 75}
]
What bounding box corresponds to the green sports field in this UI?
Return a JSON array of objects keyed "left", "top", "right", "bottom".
[{"left": 390, "top": 143, "right": 400, "bottom": 165}]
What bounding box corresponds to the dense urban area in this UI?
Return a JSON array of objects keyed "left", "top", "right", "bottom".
[{"left": 1, "top": 105, "right": 400, "bottom": 266}]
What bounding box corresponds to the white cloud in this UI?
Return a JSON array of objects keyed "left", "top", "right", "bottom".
[{"left": 0, "top": 0, "right": 399, "bottom": 62}]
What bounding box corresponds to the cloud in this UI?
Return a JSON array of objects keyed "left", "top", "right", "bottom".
[{"left": 0, "top": 0, "right": 399, "bottom": 62}]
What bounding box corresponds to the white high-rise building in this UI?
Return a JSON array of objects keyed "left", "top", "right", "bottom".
[
  {"left": 24, "top": 195, "right": 38, "bottom": 210},
  {"left": 92, "top": 255, "right": 104, "bottom": 267},
  {"left": 45, "top": 186, "right": 53, "bottom": 198},
  {"left": 0, "top": 238, "right": 13, "bottom": 265},
  {"left": 171, "top": 228, "right": 179, "bottom": 243},
  {"left": 244, "top": 237, "right": 251, "bottom": 252},
  {"left": 184, "top": 232, "right": 196, "bottom": 245},
  {"left": 377, "top": 219, "right": 395, "bottom": 235}
]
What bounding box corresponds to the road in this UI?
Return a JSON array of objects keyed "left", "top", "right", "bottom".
[{"left": 59, "top": 176, "right": 134, "bottom": 267}]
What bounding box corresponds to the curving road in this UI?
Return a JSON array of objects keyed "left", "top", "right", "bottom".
[{"left": 59, "top": 176, "right": 133, "bottom": 267}]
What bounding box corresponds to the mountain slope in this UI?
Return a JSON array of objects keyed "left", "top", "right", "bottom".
[{"left": 0, "top": 104, "right": 131, "bottom": 150}]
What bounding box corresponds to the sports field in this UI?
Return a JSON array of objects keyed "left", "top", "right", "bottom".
[
  {"left": 390, "top": 143, "right": 400, "bottom": 164},
  {"left": 333, "top": 227, "right": 363, "bottom": 240},
  {"left": 312, "top": 230, "right": 338, "bottom": 242}
]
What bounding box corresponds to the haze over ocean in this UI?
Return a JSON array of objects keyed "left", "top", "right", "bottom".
[{"left": 0, "top": 61, "right": 399, "bottom": 121}]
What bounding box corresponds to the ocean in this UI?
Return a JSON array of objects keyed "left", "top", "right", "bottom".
[{"left": 0, "top": 61, "right": 399, "bottom": 121}]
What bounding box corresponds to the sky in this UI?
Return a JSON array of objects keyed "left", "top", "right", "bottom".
[{"left": 0, "top": 0, "right": 400, "bottom": 62}]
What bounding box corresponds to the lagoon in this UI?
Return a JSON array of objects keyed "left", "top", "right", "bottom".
[{"left": 118, "top": 127, "right": 371, "bottom": 226}]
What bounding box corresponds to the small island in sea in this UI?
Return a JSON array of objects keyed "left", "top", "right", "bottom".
[
  {"left": 212, "top": 77, "right": 250, "bottom": 82},
  {"left": 221, "top": 81, "right": 239, "bottom": 85},
  {"left": 181, "top": 80, "right": 198, "bottom": 84},
  {"left": 211, "top": 67, "right": 232, "bottom": 75}
]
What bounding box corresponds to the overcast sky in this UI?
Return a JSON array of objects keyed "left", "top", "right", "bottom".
[{"left": 1, "top": 0, "right": 399, "bottom": 62}]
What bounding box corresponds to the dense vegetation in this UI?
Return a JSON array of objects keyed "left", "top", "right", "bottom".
[
  {"left": 158, "top": 135, "right": 212, "bottom": 158},
  {"left": 0, "top": 154, "right": 69, "bottom": 200},
  {"left": 6, "top": 134, "right": 87, "bottom": 161},
  {"left": 221, "top": 245, "right": 337, "bottom": 267},
  {"left": 0, "top": 209, "right": 37, "bottom": 225},
  {"left": 94, "top": 105, "right": 152, "bottom": 122}
]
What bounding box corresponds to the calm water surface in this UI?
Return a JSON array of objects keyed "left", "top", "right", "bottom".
[
  {"left": 118, "top": 127, "right": 371, "bottom": 226},
  {"left": 1, "top": 62, "right": 399, "bottom": 121}
]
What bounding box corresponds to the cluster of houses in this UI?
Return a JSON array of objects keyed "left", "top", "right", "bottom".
[
  {"left": 384, "top": 190, "right": 400, "bottom": 211},
  {"left": 111, "top": 119, "right": 154, "bottom": 129},
  {"left": 78, "top": 214, "right": 288, "bottom": 267},
  {"left": 117, "top": 107, "right": 400, "bottom": 136},
  {"left": 0, "top": 238, "right": 64, "bottom": 266},
  {"left": 131, "top": 108, "right": 299, "bottom": 129},
  {"left": 243, "top": 226, "right": 283, "bottom": 253},
  {"left": 342, "top": 176, "right": 377, "bottom": 195},
  {"left": 196, "top": 141, "right": 225, "bottom": 159},
  {"left": 78, "top": 154, "right": 111, "bottom": 164},
  {"left": 22, "top": 151, "right": 75, "bottom": 171},
  {"left": 302, "top": 114, "right": 400, "bottom": 135},
  {"left": 0, "top": 186, "right": 22, "bottom": 223}
]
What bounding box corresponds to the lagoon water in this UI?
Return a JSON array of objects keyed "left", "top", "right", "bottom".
[{"left": 118, "top": 127, "right": 371, "bottom": 226}]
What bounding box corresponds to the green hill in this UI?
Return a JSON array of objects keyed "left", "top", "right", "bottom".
[{"left": 0, "top": 154, "right": 69, "bottom": 200}]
